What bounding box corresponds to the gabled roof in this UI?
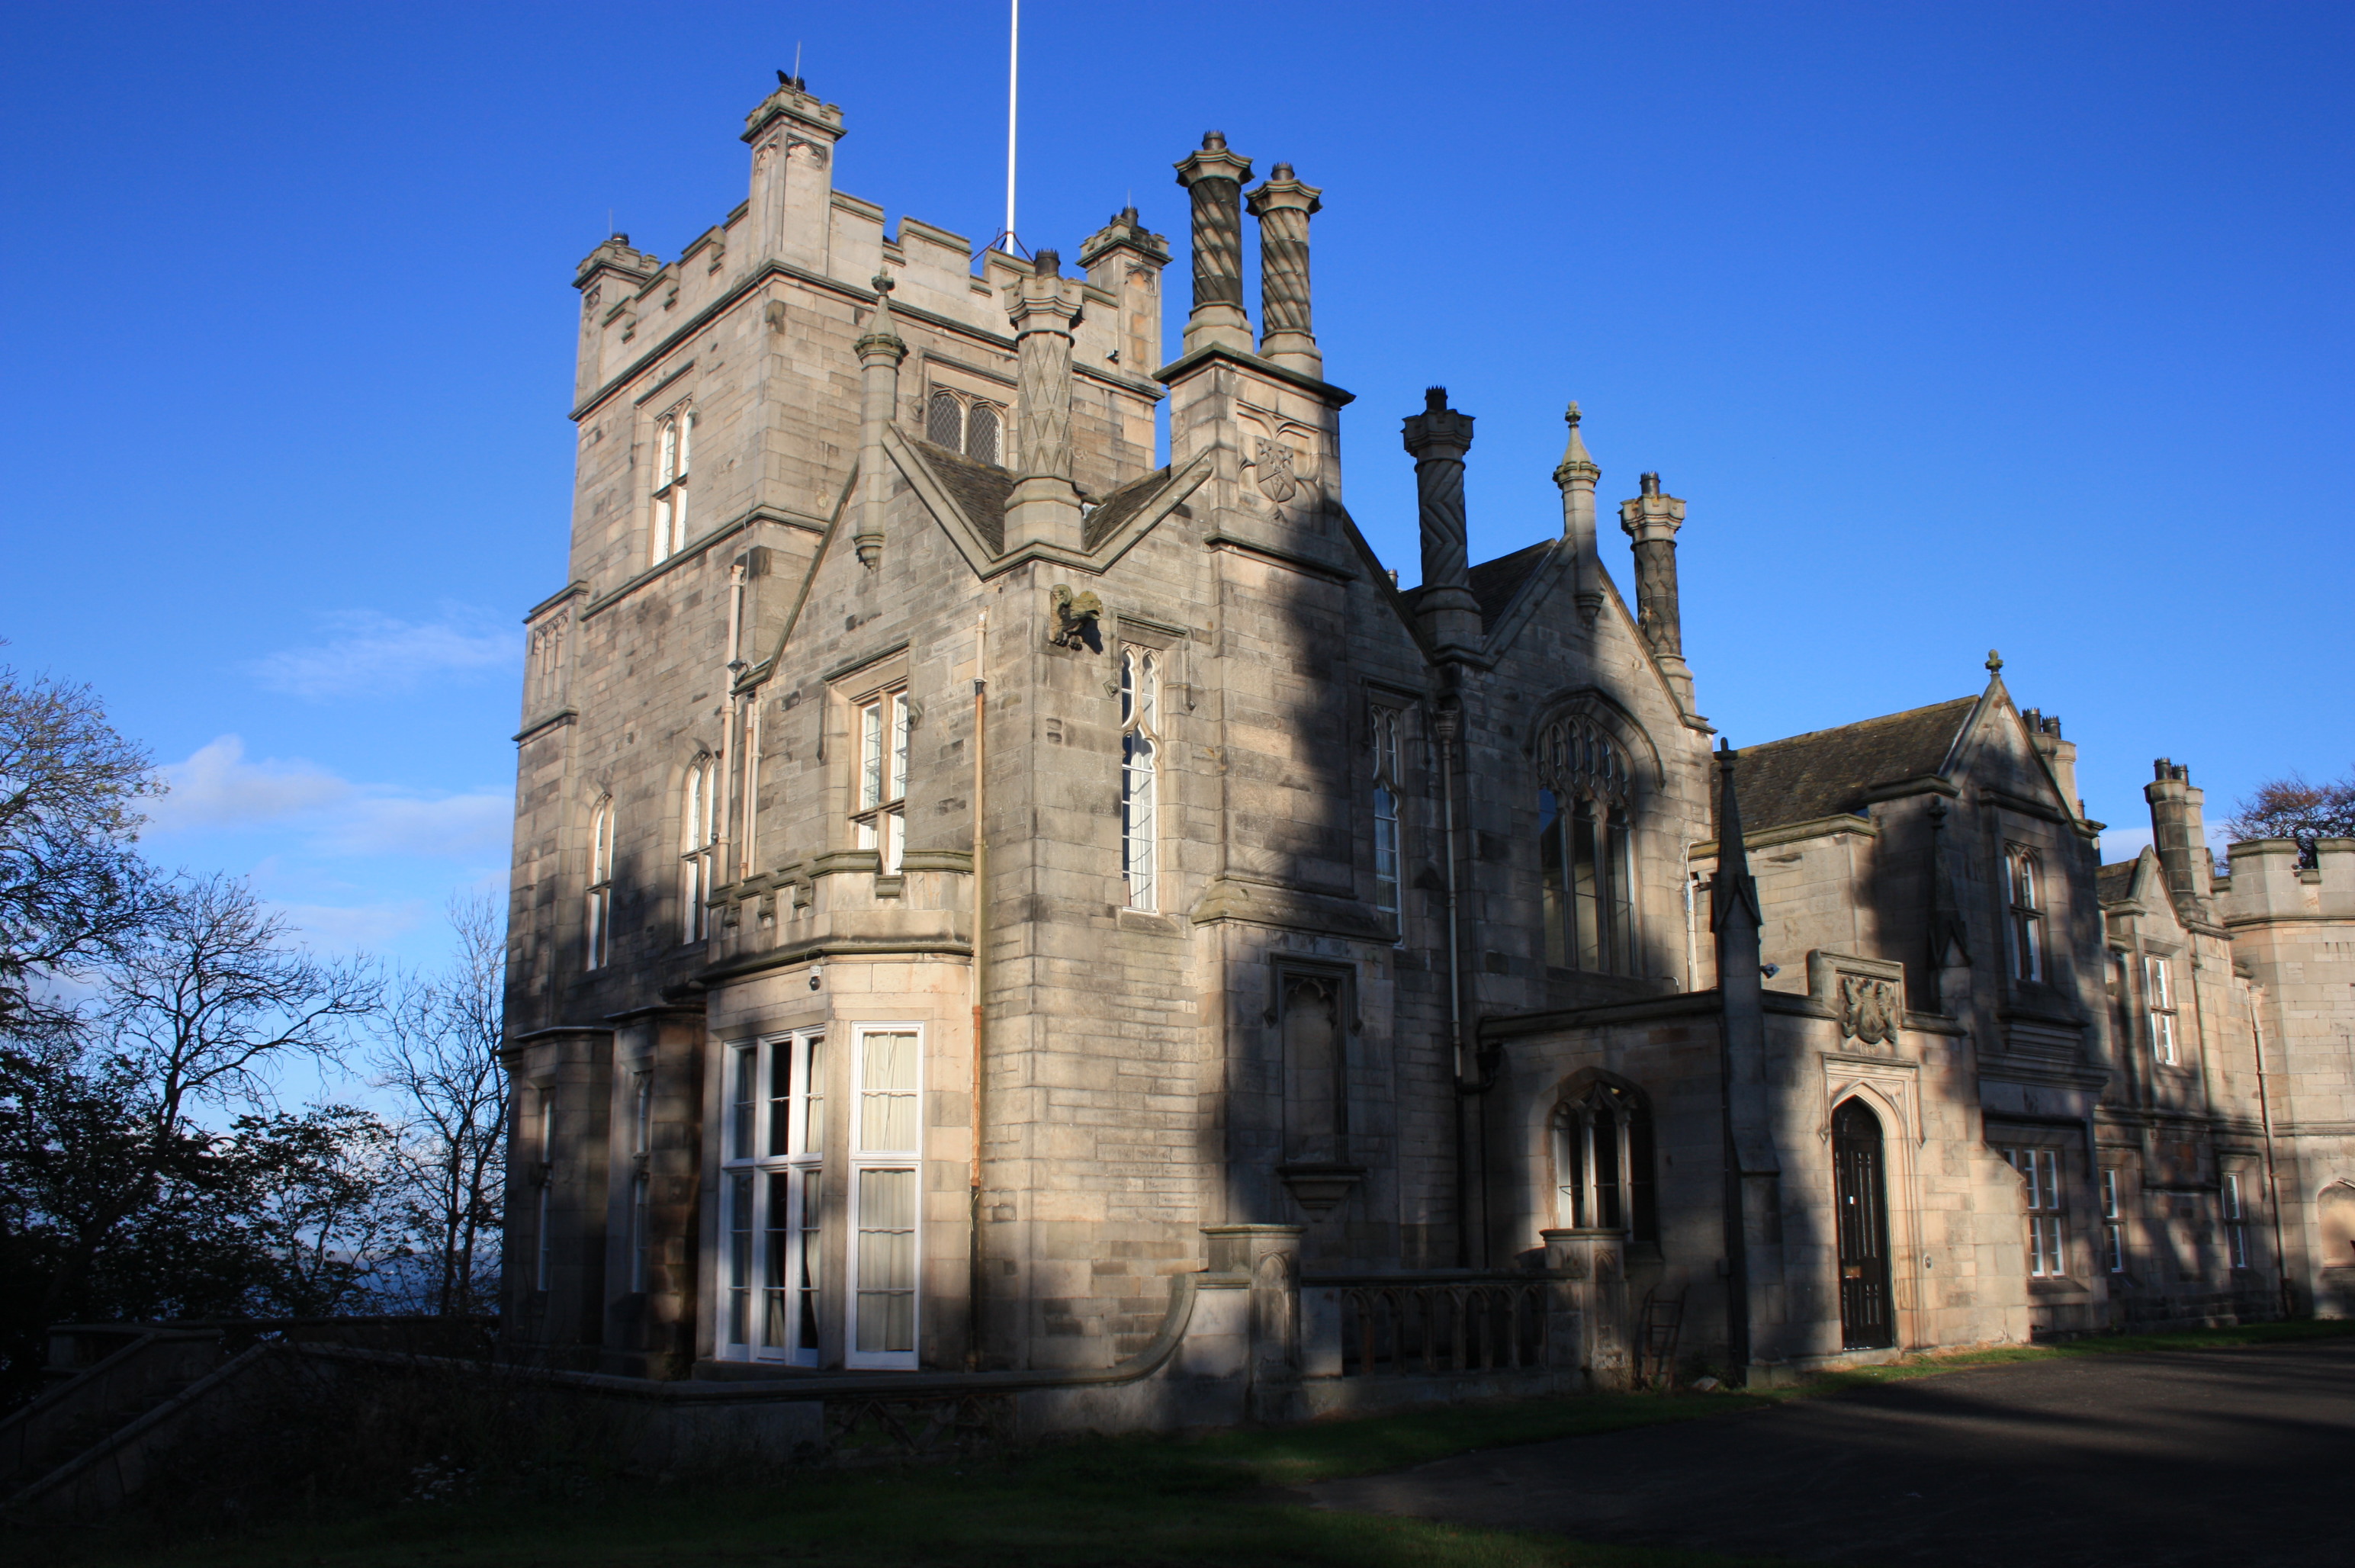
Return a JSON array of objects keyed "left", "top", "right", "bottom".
[
  {"left": 1083, "top": 466, "right": 1171, "bottom": 551},
  {"left": 2096, "top": 858, "right": 2142, "bottom": 904},
  {"left": 1729, "top": 696, "right": 1979, "bottom": 834}
]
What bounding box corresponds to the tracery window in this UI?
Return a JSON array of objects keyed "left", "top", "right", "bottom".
[
  {"left": 585, "top": 798, "right": 615, "bottom": 972},
  {"left": 651, "top": 406, "right": 696, "bottom": 564},
  {"left": 681, "top": 758, "right": 718, "bottom": 943},
  {"left": 854, "top": 689, "right": 909, "bottom": 874},
  {"left": 718, "top": 1032, "right": 824, "bottom": 1365},
  {"left": 2004, "top": 847, "right": 2045, "bottom": 983},
  {"left": 1370, "top": 707, "right": 1402, "bottom": 938},
  {"left": 1551, "top": 1081, "right": 1656, "bottom": 1239},
  {"left": 924, "top": 389, "right": 1004, "bottom": 465},
  {"left": 1120, "top": 648, "right": 1159, "bottom": 911},
  {"left": 1536, "top": 717, "right": 1637, "bottom": 975}
]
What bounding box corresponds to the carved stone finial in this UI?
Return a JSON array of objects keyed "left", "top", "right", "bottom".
[
  {"left": 1986, "top": 648, "right": 2004, "bottom": 674},
  {"left": 1567, "top": 400, "right": 1582, "bottom": 426},
  {"left": 871, "top": 271, "right": 894, "bottom": 296}
]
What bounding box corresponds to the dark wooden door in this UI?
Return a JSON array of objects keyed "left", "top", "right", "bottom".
[{"left": 1833, "top": 1099, "right": 1894, "bottom": 1350}]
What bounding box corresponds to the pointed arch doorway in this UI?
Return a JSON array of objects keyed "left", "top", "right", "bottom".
[{"left": 1833, "top": 1099, "right": 1894, "bottom": 1350}]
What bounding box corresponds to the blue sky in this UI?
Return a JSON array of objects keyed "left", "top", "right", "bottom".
[{"left": 2, "top": 1, "right": 2348, "bottom": 966}]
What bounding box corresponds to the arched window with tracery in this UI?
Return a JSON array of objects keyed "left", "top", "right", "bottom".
[
  {"left": 1551, "top": 1081, "right": 1656, "bottom": 1239},
  {"left": 965, "top": 403, "right": 1001, "bottom": 465},
  {"left": 681, "top": 758, "right": 717, "bottom": 943},
  {"left": 925, "top": 390, "right": 963, "bottom": 450},
  {"left": 1537, "top": 715, "right": 1637, "bottom": 975}
]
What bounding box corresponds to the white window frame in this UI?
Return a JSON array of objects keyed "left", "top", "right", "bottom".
[
  {"left": 2003, "top": 1145, "right": 2067, "bottom": 1277},
  {"left": 1371, "top": 706, "right": 1402, "bottom": 940},
  {"left": 2223, "top": 1171, "right": 2250, "bottom": 1270},
  {"left": 682, "top": 758, "right": 718, "bottom": 943},
  {"left": 717, "top": 1031, "right": 826, "bottom": 1366},
  {"left": 2145, "top": 954, "right": 2179, "bottom": 1065},
  {"left": 847, "top": 1023, "right": 923, "bottom": 1370},
  {"left": 853, "top": 688, "right": 909, "bottom": 875},
  {"left": 586, "top": 798, "right": 615, "bottom": 971},
  {"left": 651, "top": 406, "right": 696, "bottom": 564},
  {"left": 1120, "top": 648, "right": 1160, "bottom": 911},
  {"left": 2100, "top": 1166, "right": 2124, "bottom": 1274}
]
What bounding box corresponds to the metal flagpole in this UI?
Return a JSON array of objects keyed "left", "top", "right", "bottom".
[{"left": 1004, "top": 0, "right": 1018, "bottom": 253}]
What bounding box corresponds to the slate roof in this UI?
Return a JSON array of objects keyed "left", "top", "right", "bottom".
[
  {"left": 2096, "top": 860, "right": 2141, "bottom": 904},
  {"left": 1400, "top": 540, "right": 1556, "bottom": 629},
  {"left": 1466, "top": 541, "right": 1555, "bottom": 629},
  {"left": 910, "top": 439, "right": 1012, "bottom": 554},
  {"left": 1082, "top": 466, "right": 1172, "bottom": 551},
  {"left": 1727, "top": 696, "right": 1979, "bottom": 835}
]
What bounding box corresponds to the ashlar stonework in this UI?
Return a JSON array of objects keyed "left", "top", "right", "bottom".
[{"left": 500, "top": 79, "right": 2355, "bottom": 1406}]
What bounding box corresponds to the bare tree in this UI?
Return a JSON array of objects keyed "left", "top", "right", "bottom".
[
  {"left": 0, "top": 659, "right": 158, "bottom": 1035},
  {"left": 102, "top": 873, "right": 381, "bottom": 1140},
  {"left": 2227, "top": 766, "right": 2355, "bottom": 869},
  {"left": 373, "top": 896, "right": 508, "bottom": 1316}
]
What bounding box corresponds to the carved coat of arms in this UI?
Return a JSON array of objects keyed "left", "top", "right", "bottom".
[
  {"left": 1254, "top": 437, "right": 1299, "bottom": 503},
  {"left": 1840, "top": 975, "right": 1900, "bottom": 1046}
]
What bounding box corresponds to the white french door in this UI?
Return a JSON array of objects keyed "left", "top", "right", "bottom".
[
  {"left": 847, "top": 1026, "right": 921, "bottom": 1369},
  {"left": 718, "top": 1030, "right": 824, "bottom": 1365}
]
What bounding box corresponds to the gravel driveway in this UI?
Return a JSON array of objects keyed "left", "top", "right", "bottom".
[{"left": 1309, "top": 1341, "right": 2355, "bottom": 1566}]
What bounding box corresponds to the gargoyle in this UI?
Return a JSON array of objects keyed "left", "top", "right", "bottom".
[{"left": 1049, "top": 584, "right": 1103, "bottom": 651}]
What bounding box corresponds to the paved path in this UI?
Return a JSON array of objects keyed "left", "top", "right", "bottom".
[{"left": 1309, "top": 1342, "right": 2355, "bottom": 1566}]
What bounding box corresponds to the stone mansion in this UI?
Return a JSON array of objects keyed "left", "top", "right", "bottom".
[{"left": 500, "top": 75, "right": 2355, "bottom": 1399}]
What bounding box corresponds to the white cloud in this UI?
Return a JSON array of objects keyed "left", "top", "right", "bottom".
[
  {"left": 146, "top": 736, "right": 511, "bottom": 861},
  {"left": 249, "top": 606, "right": 514, "bottom": 699},
  {"left": 146, "top": 735, "right": 352, "bottom": 831},
  {"left": 2096, "top": 825, "right": 2154, "bottom": 866}
]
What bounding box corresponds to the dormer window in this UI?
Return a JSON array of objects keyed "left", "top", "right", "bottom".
[
  {"left": 924, "top": 389, "right": 1004, "bottom": 466},
  {"left": 651, "top": 407, "right": 696, "bottom": 564},
  {"left": 2004, "top": 847, "right": 2045, "bottom": 983}
]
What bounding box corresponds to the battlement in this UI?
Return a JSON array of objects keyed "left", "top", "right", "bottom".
[
  {"left": 2219, "top": 837, "right": 2355, "bottom": 921},
  {"left": 569, "top": 82, "right": 1167, "bottom": 418}
]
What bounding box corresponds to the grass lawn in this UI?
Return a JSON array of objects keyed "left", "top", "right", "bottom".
[{"left": 31, "top": 1318, "right": 2355, "bottom": 1568}]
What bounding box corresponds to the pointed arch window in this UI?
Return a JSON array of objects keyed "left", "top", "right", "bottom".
[
  {"left": 1120, "top": 648, "right": 1159, "bottom": 911},
  {"left": 1370, "top": 707, "right": 1403, "bottom": 938},
  {"left": 923, "top": 388, "right": 1006, "bottom": 464},
  {"left": 1550, "top": 1081, "right": 1656, "bottom": 1239},
  {"left": 1537, "top": 717, "right": 1637, "bottom": 975},
  {"left": 2004, "top": 847, "right": 2045, "bottom": 983},
  {"left": 586, "top": 798, "right": 615, "bottom": 972},
  {"left": 651, "top": 407, "right": 696, "bottom": 564},
  {"left": 682, "top": 758, "right": 718, "bottom": 943}
]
